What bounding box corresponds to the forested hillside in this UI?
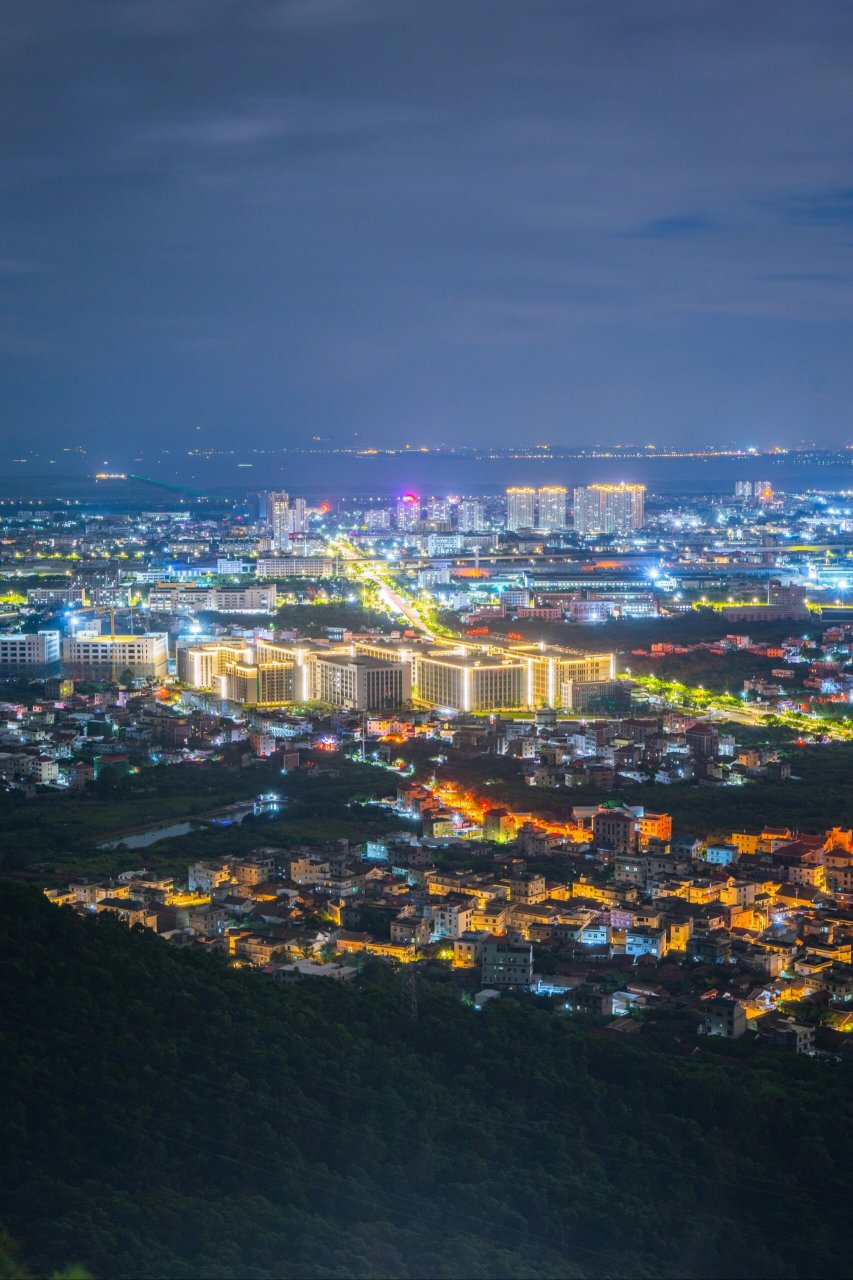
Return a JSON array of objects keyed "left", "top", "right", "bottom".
[{"left": 2, "top": 883, "right": 852, "bottom": 1279}]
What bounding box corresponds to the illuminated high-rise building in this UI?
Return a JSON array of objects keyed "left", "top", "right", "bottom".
[
  {"left": 363, "top": 507, "right": 392, "bottom": 531},
  {"left": 425, "top": 496, "right": 452, "bottom": 528},
  {"left": 458, "top": 497, "right": 486, "bottom": 532},
  {"left": 288, "top": 497, "right": 307, "bottom": 534},
  {"left": 396, "top": 493, "right": 421, "bottom": 531},
  {"left": 603, "top": 482, "right": 644, "bottom": 534},
  {"left": 537, "top": 486, "right": 568, "bottom": 532},
  {"left": 262, "top": 489, "right": 287, "bottom": 521},
  {"left": 266, "top": 490, "right": 291, "bottom": 551},
  {"left": 573, "top": 486, "right": 601, "bottom": 535},
  {"left": 505, "top": 487, "right": 536, "bottom": 532},
  {"left": 573, "top": 484, "right": 645, "bottom": 536},
  {"left": 735, "top": 480, "right": 772, "bottom": 503}
]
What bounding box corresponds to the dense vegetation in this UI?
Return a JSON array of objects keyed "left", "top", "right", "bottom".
[
  {"left": 2, "top": 883, "right": 853, "bottom": 1279},
  {"left": 442, "top": 608, "right": 821, "bottom": 656},
  {"left": 401, "top": 741, "right": 853, "bottom": 836},
  {"left": 0, "top": 759, "right": 402, "bottom": 884},
  {"left": 625, "top": 648, "right": 794, "bottom": 693},
  {"left": 191, "top": 600, "right": 394, "bottom": 634},
  {"left": 274, "top": 602, "right": 394, "bottom": 635},
  {"left": 0, "top": 763, "right": 265, "bottom": 878}
]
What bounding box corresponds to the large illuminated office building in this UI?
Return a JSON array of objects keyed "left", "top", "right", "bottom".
[
  {"left": 178, "top": 639, "right": 296, "bottom": 706},
  {"left": 62, "top": 632, "right": 169, "bottom": 678},
  {"left": 408, "top": 645, "right": 615, "bottom": 713},
  {"left": 180, "top": 634, "right": 615, "bottom": 716},
  {"left": 415, "top": 654, "right": 526, "bottom": 712},
  {"left": 573, "top": 484, "right": 645, "bottom": 536}
]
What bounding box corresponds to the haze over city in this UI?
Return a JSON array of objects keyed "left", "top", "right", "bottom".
[{"left": 4, "top": 0, "right": 853, "bottom": 454}]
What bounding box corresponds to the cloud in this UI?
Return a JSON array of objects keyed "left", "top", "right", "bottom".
[
  {"left": 2, "top": 0, "right": 853, "bottom": 448},
  {"left": 779, "top": 188, "right": 853, "bottom": 227},
  {"left": 276, "top": 0, "right": 391, "bottom": 26},
  {"left": 629, "top": 215, "right": 717, "bottom": 240}
]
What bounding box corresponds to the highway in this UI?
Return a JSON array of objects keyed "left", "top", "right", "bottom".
[{"left": 332, "top": 537, "right": 470, "bottom": 649}]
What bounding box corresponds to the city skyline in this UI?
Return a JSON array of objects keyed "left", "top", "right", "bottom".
[{"left": 3, "top": 1, "right": 853, "bottom": 454}]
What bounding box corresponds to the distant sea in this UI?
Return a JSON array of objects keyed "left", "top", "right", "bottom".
[{"left": 0, "top": 450, "right": 851, "bottom": 504}]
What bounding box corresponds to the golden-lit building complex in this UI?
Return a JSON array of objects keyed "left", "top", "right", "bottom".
[
  {"left": 255, "top": 638, "right": 312, "bottom": 698},
  {"left": 353, "top": 637, "right": 614, "bottom": 713},
  {"left": 227, "top": 661, "right": 295, "bottom": 706},
  {"left": 179, "top": 640, "right": 248, "bottom": 689},
  {"left": 180, "top": 636, "right": 411, "bottom": 710},
  {"left": 178, "top": 639, "right": 296, "bottom": 706},
  {"left": 179, "top": 633, "right": 615, "bottom": 714}
]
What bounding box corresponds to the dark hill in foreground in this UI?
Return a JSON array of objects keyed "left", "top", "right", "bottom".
[{"left": 1, "top": 883, "right": 851, "bottom": 1279}]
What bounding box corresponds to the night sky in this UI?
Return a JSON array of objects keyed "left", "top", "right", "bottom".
[{"left": 3, "top": 0, "right": 853, "bottom": 455}]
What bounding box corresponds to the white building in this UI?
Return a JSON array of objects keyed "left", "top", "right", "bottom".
[
  {"left": 148, "top": 583, "right": 215, "bottom": 613},
  {"left": 414, "top": 653, "right": 526, "bottom": 712},
  {"left": 150, "top": 583, "right": 277, "bottom": 614},
  {"left": 288, "top": 497, "right": 307, "bottom": 534},
  {"left": 505, "top": 487, "right": 536, "bottom": 532},
  {"left": 396, "top": 494, "right": 421, "bottom": 531},
  {"left": 256, "top": 556, "right": 342, "bottom": 578},
  {"left": 457, "top": 498, "right": 486, "bottom": 532},
  {"left": 62, "top": 632, "right": 169, "bottom": 677},
  {"left": 425, "top": 497, "right": 451, "bottom": 527},
  {"left": 211, "top": 586, "right": 277, "bottom": 613},
  {"left": 573, "top": 484, "right": 645, "bottom": 536},
  {"left": 0, "top": 631, "right": 61, "bottom": 669},
  {"left": 481, "top": 938, "right": 533, "bottom": 988},
  {"left": 537, "top": 486, "right": 568, "bottom": 532},
  {"left": 216, "top": 558, "right": 252, "bottom": 575},
  {"left": 427, "top": 534, "right": 464, "bottom": 556},
  {"left": 267, "top": 491, "right": 291, "bottom": 551},
  {"left": 308, "top": 654, "right": 411, "bottom": 710}
]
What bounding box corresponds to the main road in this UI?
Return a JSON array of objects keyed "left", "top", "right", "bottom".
[{"left": 331, "top": 536, "right": 474, "bottom": 650}]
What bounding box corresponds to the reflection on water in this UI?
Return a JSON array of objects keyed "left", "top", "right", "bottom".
[{"left": 98, "top": 802, "right": 258, "bottom": 850}]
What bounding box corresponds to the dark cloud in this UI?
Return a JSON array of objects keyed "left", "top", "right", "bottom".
[{"left": 2, "top": 0, "right": 853, "bottom": 452}]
